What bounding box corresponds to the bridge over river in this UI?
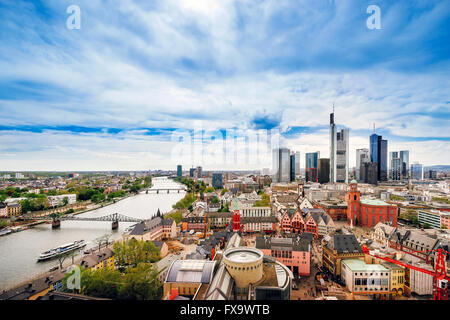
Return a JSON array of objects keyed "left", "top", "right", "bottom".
[{"left": 18, "top": 212, "right": 144, "bottom": 230}]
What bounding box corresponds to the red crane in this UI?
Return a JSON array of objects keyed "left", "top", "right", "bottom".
[{"left": 362, "top": 246, "right": 449, "bottom": 300}]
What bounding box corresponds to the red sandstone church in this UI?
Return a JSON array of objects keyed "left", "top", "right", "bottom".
[{"left": 346, "top": 180, "right": 398, "bottom": 228}]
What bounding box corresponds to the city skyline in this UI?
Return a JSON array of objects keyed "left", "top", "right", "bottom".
[{"left": 0, "top": 1, "right": 449, "bottom": 171}]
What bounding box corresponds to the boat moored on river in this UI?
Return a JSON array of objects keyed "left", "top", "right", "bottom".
[{"left": 37, "top": 240, "right": 86, "bottom": 262}]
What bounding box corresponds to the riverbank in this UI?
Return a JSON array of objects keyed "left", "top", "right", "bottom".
[
  {"left": 0, "top": 177, "right": 182, "bottom": 291},
  {"left": 0, "top": 192, "right": 140, "bottom": 236}
]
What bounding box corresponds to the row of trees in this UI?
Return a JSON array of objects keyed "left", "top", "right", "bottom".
[{"left": 172, "top": 193, "right": 197, "bottom": 211}]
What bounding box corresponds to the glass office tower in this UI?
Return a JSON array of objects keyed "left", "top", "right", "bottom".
[{"left": 305, "top": 152, "right": 319, "bottom": 182}]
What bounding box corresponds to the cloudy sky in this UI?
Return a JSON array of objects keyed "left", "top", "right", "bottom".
[{"left": 0, "top": 0, "right": 449, "bottom": 171}]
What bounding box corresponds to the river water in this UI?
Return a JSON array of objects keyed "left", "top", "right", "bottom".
[{"left": 0, "top": 177, "right": 185, "bottom": 290}]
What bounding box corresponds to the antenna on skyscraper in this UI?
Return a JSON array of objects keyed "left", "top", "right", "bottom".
[
  {"left": 332, "top": 102, "right": 335, "bottom": 113},
  {"left": 373, "top": 123, "right": 375, "bottom": 133}
]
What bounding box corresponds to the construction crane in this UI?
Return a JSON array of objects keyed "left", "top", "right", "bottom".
[{"left": 362, "top": 246, "right": 449, "bottom": 300}]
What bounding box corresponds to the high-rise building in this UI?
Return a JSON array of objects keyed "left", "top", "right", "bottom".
[
  {"left": 379, "top": 139, "right": 388, "bottom": 181},
  {"left": 212, "top": 173, "right": 223, "bottom": 189},
  {"left": 177, "top": 165, "right": 182, "bottom": 177},
  {"left": 329, "top": 110, "right": 349, "bottom": 183},
  {"left": 329, "top": 111, "right": 337, "bottom": 183},
  {"left": 197, "top": 166, "right": 203, "bottom": 179},
  {"left": 189, "top": 168, "right": 195, "bottom": 178},
  {"left": 272, "top": 148, "right": 291, "bottom": 183},
  {"left": 369, "top": 133, "right": 387, "bottom": 181},
  {"left": 290, "top": 154, "right": 295, "bottom": 182},
  {"left": 336, "top": 129, "right": 349, "bottom": 183},
  {"left": 294, "top": 151, "right": 300, "bottom": 177},
  {"left": 361, "top": 162, "right": 378, "bottom": 185},
  {"left": 400, "top": 150, "right": 409, "bottom": 179},
  {"left": 390, "top": 152, "right": 401, "bottom": 181},
  {"left": 289, "top": 151, "right": 300, "bottom": 182},
  {"left": 355, "top": 148, "right": 369, "bottom": 181},
  {"left": 318, "top": 158, "right": 330, "bottom": 184},
  {"left": 305, "top": 152, "right": 320, "bottom": 182},
  {"left": 411, "top": 163, "right": 424, "bottom": 180}
]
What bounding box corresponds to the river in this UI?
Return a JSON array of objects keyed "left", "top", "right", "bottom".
[{"left": 0, "top": 177, "right": 186, "bottom": 290}]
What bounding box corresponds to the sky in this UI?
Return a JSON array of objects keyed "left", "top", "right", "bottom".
[{"left": 0, "top": 0, "right": 449, "bottom": 171}]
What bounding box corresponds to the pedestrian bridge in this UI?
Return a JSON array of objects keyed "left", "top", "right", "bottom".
[{"left": 18, "top": 212, "right": 143, "bottom": 230}]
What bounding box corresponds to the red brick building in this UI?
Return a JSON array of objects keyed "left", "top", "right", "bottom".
[{"left": 347, "top": 180, "right": 398, "bottom": 227}]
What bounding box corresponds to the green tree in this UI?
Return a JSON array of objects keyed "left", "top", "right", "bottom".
[
  {"left": 119, "top": 263, "right": 162, "bottom": 300},
  {"left": 113, "top": 239, "right": 161, "bottom": 268},
  {"left": 164, "top": 211, "right": 183, "bottom": 224},
  {"left": 254, "top": 193, "right": 270, "bottom": 207},
  {"left": 221, "top": 188, "right": 229, "bottom": 195}
]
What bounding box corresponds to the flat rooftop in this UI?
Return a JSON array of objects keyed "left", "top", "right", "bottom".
[{"left": 342, "top": 259, "right": 389, "bottom": 272}]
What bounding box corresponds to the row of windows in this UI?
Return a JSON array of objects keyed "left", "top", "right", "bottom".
[
  {"left": 225, "top": 263, "right": 261, "bottom": 271},
  {"left": 355, "top": 278, "right": 389, "bottom": 286}
]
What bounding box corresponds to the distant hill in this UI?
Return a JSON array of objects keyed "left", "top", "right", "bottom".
[{"left": 424, "top": 165, "right": 450, "bottom": 172}]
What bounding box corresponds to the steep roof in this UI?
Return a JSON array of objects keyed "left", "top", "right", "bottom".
[{"left": 129, "top": 217, "right": 162, "bottom": 235}]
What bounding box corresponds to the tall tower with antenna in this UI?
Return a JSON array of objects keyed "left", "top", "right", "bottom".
[{"left": 329, "top": 103, "right": 337, "bottom": 183}]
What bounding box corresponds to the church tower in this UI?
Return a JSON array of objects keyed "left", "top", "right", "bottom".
[{"left": 347, "top": 180, "right": 361, "bottom": 225}]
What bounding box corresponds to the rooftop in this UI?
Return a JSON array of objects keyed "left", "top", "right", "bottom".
[
  {"left": 342, "top": 259, "right": 389, "bottom": 272},
  {"left": 360, "top": 198, "right": 394, "bottom": 206},
  {"left": 224, "top": 247, "right": 263, "bottom": 264}
]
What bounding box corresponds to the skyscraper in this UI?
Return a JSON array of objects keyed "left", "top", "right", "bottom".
[
  {"left": 212, "top": 173, "right": 223, "bottom": 189},
  {"left": 329, "top": 111, "right": 337, "bottom": 183},
  {"left": 329, "top": 109, "right": 349, "bottom": 183},
  {"left": 305, "top": 152, "right": 320, "bottom": 182},
  {"left": 197, "top": 166, "right": 203, "bottom": 179},
  {"left": 318, "top": 158, "right": 330, "bottom": 184},
  {"left": 379, "top": 139, "right": 388, "bottom": 181},
  {"left": 290, "top": 154, "right": 295, "bottom": 182},
  {"left": 294, "top": 151, "right": 300, "bottom": 177},
  {"left": 400, "top": 150, "right": 409, "bottom": 179},
  {"left": 411, "top": 163, "right": 423, "bottom": 180},
  {"left": 356, "top": 148, "right": 369, "bottom": 181},
  {"left": 369, "top": 132, "right": 387, "bottom": 181},
  {"left": 390, "top": 152, "right": 401, "bottom": 180},
  {"left": 177, "top": 165, "right": 182, "bottom": 177},
  {"left": 336, "top": 128, "right": 349, "bottom": 183},
  {"left": 272, "top": 148, "right": 290, "bottom": 183}
]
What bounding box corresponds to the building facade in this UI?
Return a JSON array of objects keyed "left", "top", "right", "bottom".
[{"left": 346, "top": 181, "right": 398, "bottom": 227}]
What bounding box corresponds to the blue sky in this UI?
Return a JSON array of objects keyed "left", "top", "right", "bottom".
[{"left": 0, "top": 0, "right": 449, "bottom": 170}]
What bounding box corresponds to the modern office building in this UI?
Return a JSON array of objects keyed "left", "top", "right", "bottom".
[
  {"left": 305, "top": 152, "right": 320, "bottom": 182},
  {"left": 212, "top": 173, "right": 223, "bottom": 189},
  {"left": 329, "top": 110, "right": 349, "bottom": 183},
  {"left": 177, "top": 165, "right": 182, "bottom": 177},
  {"left": 289, "top": 151, "right": 300, "bottom": 182},
  {"left": 197, "top": 166, "right": 203, "bottom": 179},
  {"left": 318, "top": 158, "right": 330, "bottom": 184},
  {"left": 355, "top": 148, "right": 369, "bottom": 181},
  {"left": 360, "top": 162, "right": 378, "bottom": 185},
  {"left": 290, "top": 154, "right": 295, "bottom": 182},
  {"left": 389, "top": 152, "right": 401, "bottom": 181},
  {"left": 370, "top": 133, "right": 388, "bottom": 181},
  {"left": 329, "top": 111, "right": 337, "bottom": 183},
  {"left": 272, "top": 148, "right": 291, "bottom": 183},
  {"left": 336, "top": 129, "right": 349, "bottom": 183},
  {"left": 411, "top": 163, "right": 424, "bottom": 180},
  {"left": 399, "top": 150, "right": 409, "bottom": 179},
  {"left": 189, "top": 168, "right": 195, "bottom": 178}
]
